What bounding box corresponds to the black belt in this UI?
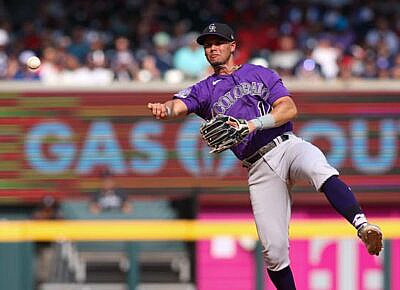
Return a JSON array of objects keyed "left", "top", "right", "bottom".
[{"left": 242, "top": 134, "right": 290, "bottom": 168}]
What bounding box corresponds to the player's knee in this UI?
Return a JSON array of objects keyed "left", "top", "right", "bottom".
[{"left": 262, "top": 242, "right": 289, "bottom": 271}]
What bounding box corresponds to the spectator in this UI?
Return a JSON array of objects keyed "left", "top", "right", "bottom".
[
  {"left": 85, "top": 35, "right": 114, "bottom": 85},
  {"left": 311, "top": 37, "right": 341, "bottom": 79},
  {"left": 32, "top": 194, "right": 62, "bottom": 283},
  {"left": 86, "top": 50, "right": 114, "bottom": 85},
  {"left": 20, "top": 21, "right": 42, "bottom": 52},
  {"left": 109, "top": 36, "right": 139, "bottom": 81},
  {"left": 338, "top": 56, "right": 355, "bottom": 80},
  {"left": 170, "top": 20, "right": 191, "bottom": 51},
  {"left": 366, "top": 17, "right": 399, "bottom": 56},
  {"left": 89, "top": 172, "right": 131, "bottom": 214},
  {"left": 87, "top": 33, "right": 108, "bottom": 63},
  {"left": 33, "top": 195, "right": 61, "bottom": 220},
  {"left": 338, "top": 52, "right": 356, "bottom": 80},
  {"left": 151, "top": 31, "right": 173, "bottom": 76},
  {"left": 0, "top": 28, "right": 9, "bottom": 79},
  {"left": 9, "top": 50, "right": 40, "bottom": 80},
  {"left": 1, "top": 0, "right": 400, "bottom": 81},
  {"left": 173, "top": 32, "right": 209, "bottom": 79},
  {"left": 375, "top": 41, "right": 392, "bottom": 73},
  {"left": 59, "top": 54, "right": 86, "bottom": 84},
  {"left": 139, "top": 55, "right": 161, "bottom": 82},
  {"left": 39, "top": 46, "right": 61, "bottom": 84},
  {"left": 349, "top": 45, "right": 367, "bottom": 78},
  {"left": 294, "top": 49, "right": 323, "bottom": 80},
  {"left": 269, "top": 35, "right": 303, "bottom": 77},
  {"left": 362, "top": 59, "right": 378, "bottom": 79},
  {"left": 67, "top": 26, "right": 90, "bottom": 64},
  {"left": 390, "top": 53, "right": 400, "bottom": 78}
]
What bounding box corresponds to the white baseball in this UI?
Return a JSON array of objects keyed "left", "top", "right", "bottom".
[{"left": 27, "top": 56, "right": 41, "bottom": 69}]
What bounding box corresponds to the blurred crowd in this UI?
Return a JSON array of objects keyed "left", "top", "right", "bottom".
[{"left": 1, "top": 0, "right": 400, "bottom": 84}]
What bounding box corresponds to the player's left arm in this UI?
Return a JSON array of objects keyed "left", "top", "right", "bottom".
[
  {"left": 247, "top": 96, "right": 297, "bottom": 133},
  {"left": 270, "top": 96, "right": 298, "bottom": 126}
]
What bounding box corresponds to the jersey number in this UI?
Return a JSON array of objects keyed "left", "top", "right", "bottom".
[{"left": 258, "top": 101, "right": 271, "bottom": 116}]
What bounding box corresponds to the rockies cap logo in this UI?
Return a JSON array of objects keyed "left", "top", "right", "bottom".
[{"left": 209, "top": 24, "right": 216, "bottom": 32}]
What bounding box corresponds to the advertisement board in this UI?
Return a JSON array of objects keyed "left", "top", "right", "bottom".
[{"left": 0, "top": 90, "right": 399, "bottom": 201}]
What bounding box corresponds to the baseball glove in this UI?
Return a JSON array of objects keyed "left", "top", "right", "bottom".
[{"left": 200, "top": 115, "right": 250, "bottom": 153}]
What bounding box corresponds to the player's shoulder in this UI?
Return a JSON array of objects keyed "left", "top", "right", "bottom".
[
  {"left": 173, "top": 77, "right": 211, "bottom": 99},
  {"left": 244, "top": 63, "right": 278, "bottom": 75},
  {"left": 188, "top": 74, "right": 216, "bottom": 92},
  {"left": 197, "top": 74, "right": 215, "bottom": 86},
  {"left": 242, "top": 63, "right": 283, "bottom": 83}
]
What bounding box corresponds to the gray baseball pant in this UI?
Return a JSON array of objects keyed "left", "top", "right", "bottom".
[{"left": 247, "top": 134, "right": 339, "bottom": 271}]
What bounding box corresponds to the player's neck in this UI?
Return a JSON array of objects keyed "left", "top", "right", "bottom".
[{"left": 213, "top": 61, "right": 240, "bottom": 75}]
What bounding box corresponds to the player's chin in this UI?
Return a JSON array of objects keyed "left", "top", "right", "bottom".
[
  {"left": 207, "top": 57, "right": 222, "bottom": 66},
  {"left": 210, "top": 60, "right": 225, "bottom": 67}
]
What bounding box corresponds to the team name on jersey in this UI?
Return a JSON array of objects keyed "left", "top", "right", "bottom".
[{"left": 212, "top": 82, "right": 269, "bottom": 116}]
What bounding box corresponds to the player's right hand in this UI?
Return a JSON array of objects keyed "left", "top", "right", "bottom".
[{"left": 147, "top": 103, "right": 169, "bottom": 119}]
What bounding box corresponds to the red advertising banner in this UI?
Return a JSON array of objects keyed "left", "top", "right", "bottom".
[{"left": 0, "top": 90, "right": 399, "bottom": 201}]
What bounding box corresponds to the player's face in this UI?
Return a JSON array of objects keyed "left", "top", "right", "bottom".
[{"left": 203, "top": 36, "right": 236, "bottom": 66}]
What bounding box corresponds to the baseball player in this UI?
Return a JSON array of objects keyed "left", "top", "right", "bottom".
[{"left": 148, "top": 23, "right": 383, "bottom": 289}]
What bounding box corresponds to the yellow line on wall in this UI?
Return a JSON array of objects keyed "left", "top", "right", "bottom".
[{"left": 0, "top": 218, "right": 398, "bottom": 242}]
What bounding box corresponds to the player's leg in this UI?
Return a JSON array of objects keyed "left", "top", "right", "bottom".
[
  {"left": 248, "top": 158, "right": 296, "bottom": 289},
  {"left": 320, "top": 175, "right": 382, "bottom": 255},
  {"left": 267, "top": 266, "right": 296, "bottom": 290},
  {"left": 287, "top": 138, "right": 382, "bottom": 255}
]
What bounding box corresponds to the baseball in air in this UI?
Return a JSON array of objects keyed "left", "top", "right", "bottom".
[{"left": 27, "top": 56, "right": 41, "bottom": 70}]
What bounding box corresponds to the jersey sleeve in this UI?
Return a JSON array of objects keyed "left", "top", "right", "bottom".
[
  {"left": 260, "top": 68, "right": 291, "bottom": 105},
  {"left": 173, "top": 82, "right": 210, "bottom": 118}
]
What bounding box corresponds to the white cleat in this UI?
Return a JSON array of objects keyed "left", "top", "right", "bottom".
[{"left": 357, "top": 223, "right": 383, "bottom": 256}]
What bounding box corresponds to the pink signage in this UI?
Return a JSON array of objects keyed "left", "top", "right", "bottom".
[
  {"left": 197, "top": 212, "right": 399, "bottom": 290},
  {"left": 392, "top": 240, "right": 400, "bottom": 289},
  {"left": 276, "top": 239, "right": 386, "bottom": 290},
  {"left": 197, "top": 212, "right": 256, "bottom": 290}
]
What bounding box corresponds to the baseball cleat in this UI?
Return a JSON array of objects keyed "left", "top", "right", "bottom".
[{"left": 357, "top": 223, "right": 383, "bottom": 256}]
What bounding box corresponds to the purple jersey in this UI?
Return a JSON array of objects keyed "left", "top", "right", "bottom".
[{"left": 173, "top": 63, "right": 293, "bottom": 160}]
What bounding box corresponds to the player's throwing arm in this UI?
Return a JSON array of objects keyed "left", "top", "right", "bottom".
[{"left": 147, "top": 99, "right": 188, "bottom": 120}]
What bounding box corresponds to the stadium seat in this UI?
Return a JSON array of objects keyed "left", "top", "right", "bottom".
[{"left": 58, "top": 199, "right": 188, "bottom": 283}]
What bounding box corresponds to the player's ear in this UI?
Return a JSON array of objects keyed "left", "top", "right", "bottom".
[{"left": 230, "top": 41, "right": 236, "bottom": 53}]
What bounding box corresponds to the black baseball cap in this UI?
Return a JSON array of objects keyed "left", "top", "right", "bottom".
[{"left": 196, "top": 23, "right": 235, "bottom": 45}]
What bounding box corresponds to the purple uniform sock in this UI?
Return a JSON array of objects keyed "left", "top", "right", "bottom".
[
  {"left": 267, "top": 266, "right": 296, "bottom": 290},
  {"left": 321, "top": 175, "right": 367, "bottom": 229}
]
